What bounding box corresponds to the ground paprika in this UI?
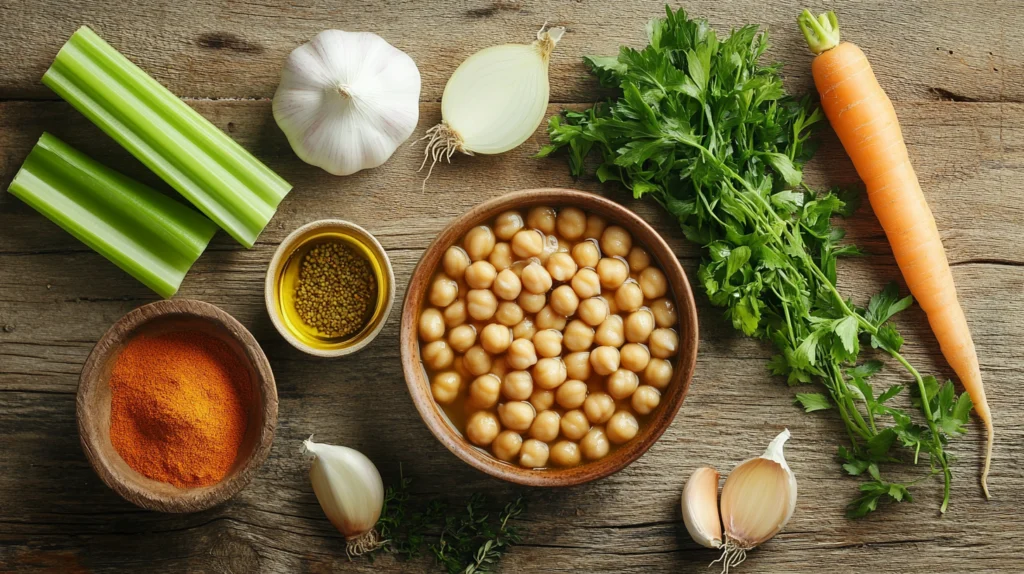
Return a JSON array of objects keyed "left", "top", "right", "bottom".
[{"left": 109, "top": 329, "right": 251, "bottom": 488}]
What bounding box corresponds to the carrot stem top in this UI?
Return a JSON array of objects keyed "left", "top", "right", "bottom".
[{"left": 798, "top": 9, "right": 841, "bottom": 54}]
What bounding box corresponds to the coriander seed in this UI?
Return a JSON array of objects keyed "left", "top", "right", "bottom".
[{"left": 293, "top": 241, "right": 377, "bottom": 338}]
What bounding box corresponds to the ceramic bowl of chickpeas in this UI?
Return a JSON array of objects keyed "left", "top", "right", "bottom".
[{"left": 400, "top": 188, "right": 698, "bottom": 486}]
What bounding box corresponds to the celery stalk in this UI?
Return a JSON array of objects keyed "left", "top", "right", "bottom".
[
  {"left": 42, "top": 26, "right": 291, "bottom": 248},
  {"left": 7, "top": 133, "right": 218, "bottom": 298}
]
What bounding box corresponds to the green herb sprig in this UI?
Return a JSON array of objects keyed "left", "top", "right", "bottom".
[
  {"left": 538, "top": 6, "right": 972, "bottom": 516},
  {"left": 370, "top": 473, "right": 526, "bottom": 573}
]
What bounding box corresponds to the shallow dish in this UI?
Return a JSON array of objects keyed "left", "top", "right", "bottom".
[
  {"left": 265, "top": 219, "right": 395, "bottom": 357},
  {"left": 400, "top": 188, "right": 699, "bottom": 486},
  {"left": 78, "top": 299, "right": 277, "bottom": 512}
]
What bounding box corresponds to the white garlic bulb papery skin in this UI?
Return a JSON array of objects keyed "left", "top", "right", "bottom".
[{"left": 273, "top": 30, "right": 421, "bottom": 176}]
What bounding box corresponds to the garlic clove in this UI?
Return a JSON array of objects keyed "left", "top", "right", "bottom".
[
  {"left": 681, "top": 466, "right": 723, "bottom": 548},
  {"left": 719, "top": 429, "right": 797, "bottom": 551}
]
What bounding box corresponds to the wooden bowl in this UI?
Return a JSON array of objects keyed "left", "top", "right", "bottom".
[
  {"left": 400, "top": 188, "right": 699, "bottom": 486},
  {"left": 78, "top": 299, "right": 278, "bottom": 512}
]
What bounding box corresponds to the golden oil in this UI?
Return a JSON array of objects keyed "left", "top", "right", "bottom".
[{"left": 273, "top": 230, "right": 390, "bottom": 352}]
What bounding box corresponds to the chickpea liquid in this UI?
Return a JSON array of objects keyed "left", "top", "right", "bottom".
[{"left": 419, "top": 206, "right": 681, "bottom": 469}]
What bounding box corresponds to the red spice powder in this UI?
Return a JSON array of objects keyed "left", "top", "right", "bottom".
[{"left": 109, "top": 330, "right": 251, "bottom": 488}]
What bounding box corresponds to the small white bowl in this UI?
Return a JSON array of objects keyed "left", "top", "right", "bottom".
[{"left": 265, "top": 219, "right": 395, "bottom": 357}]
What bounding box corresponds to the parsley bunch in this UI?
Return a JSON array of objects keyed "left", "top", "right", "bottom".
[{"left": 539, "top": 6, "right": 972, "bottom": 516}]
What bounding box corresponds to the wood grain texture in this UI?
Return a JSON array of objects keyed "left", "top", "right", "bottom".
[{"left": 1, "top": 1, "right": 1023, "bottom": 572}]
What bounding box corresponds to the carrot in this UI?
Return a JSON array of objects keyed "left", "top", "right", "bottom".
[{"left": 798, "top": 10, "right": 993, "bottom": 498}]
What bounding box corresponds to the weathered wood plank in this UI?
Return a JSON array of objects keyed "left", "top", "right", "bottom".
[
  {"left": 1, "top": 97, "right": 1023, "bottom": 572},
  {"left": 0, "top": 0, "right": 1021, "bottom": 103}
]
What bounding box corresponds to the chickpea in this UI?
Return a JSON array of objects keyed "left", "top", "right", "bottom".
[
  {"left": 422, "top": 340, "right": 454, "bottom": 370},
  {"left": 650, "top": 297, "right": 678, "bottom": 328},
  {"left": 597, "top": 257, "right": 629, "bottom": 290},
  {"left": 481, "top": 323, "right": 513, "bottom": 354},
  {"left": 639, "top": 266, "right": 668, "bottom": 299},
  {"left": 632, "top": 385, "right": 662, "bottom": 415},
  {"left": 549, "top": 285, "right": 580, "bottom": 316},
  {"left": 464, "top": 225, "right": 496, "bottom": 261},
  {"left": 464, "top": 345, "right": 492, "bottom": 376},
  {"left": 498, "top": 401, "right": 537, "bottom": 432},
  {"left": 577, "top": 297, "right": 609, "bottom": 327},
  {"left": 535, "top": 305, "right": 567, "bottom": 331},
  {"left": 431, "top": 371, "right": 461, "bottom": 404},
  {"left": 419, "top": 308, "right": 445, "bottom": 342},
  {"left": 493, "top": 269, "right": 522, "bottom": 301},
  {"left": 649, "top": 328, "right": 679, "bottom": 359},
  {"left": 550, "top": 441, "right": 582, "bottom": 467},
  {"left": 599, "top": 292, "right": 620, "bottom": 316},
  {"left": 606, "top": 411, "right": 639, "bottom": 444},
  {"left": 443, "top": 246, "right": 471, "bottom": 279},
  {"left": 599, "top": 225, "right": 632, "bottom": 258},
  {"left": 489, "top": 242, "right": 513, "bottom": 270},
  {"left": 545, "top": 252, "right": 578, "bottom": 282},
  {"left": 580, "top": 426, "right": 610, "bottom": 460},
  {"left": 538, "top": 234, "right": 560, "bottom": 263},
  {"left": 571, "top": 240, "right": 601, "bottom": 269},
  {"left": 443, "top": 300, "right": 467, "bottom": 328},
  {"left": 584, "top": 214, "right": 607, "bottom": 240},
  {"left": 519, "top": 439, "right": 550, "bottom": 469},
  {"left": 521, "top": 262, "right": 553, "bottom": 294},
  {"left": 512, "top": 317, "right": 538, "bottom": 340},
  {"left": 571, "top": 268, "right": 602, "bottom": 299},
  {"left": 494, "top": 210, "right": 524, "bottom": 240},
  {"left": 530, "top": 389, "right": 555, "bottom": 412},
  {"left": 556, "top": 207, "right": 587, "bottom": 240},
  {"left": 533, "top": 329, "right": 563, "bottom": 358},
  {"left": 469, "top": 374, "right": 502, "bottom": 408},
  {"left": 625, "top": 309, "right": 656, "bottom": 344},
  {"left": 564, "top": 351, "right": 592, "bottom": 381},
  {"left": 594, "top": 314, "right": 625, "bottom": 348},
  {"left": 563, "top": 320, "right": 595, "bottom": 352},
  {"left": 620, "top": 343, "right": 651, "bottom": 372},
  {"left": 467, "top": 289, "right": 498, "bottom": 321},
  {"left": 429, "top": 274, "right": 459, "bottom": 307},
  {"left": 527, "top": 206, "right": 557, "bottom": 234},
  {"left": 465, "top": 260, "right": 497, "bottom": 289},
  {"left": 533, "top": 357, "right": 567, "bottom": 389},
  {"left": 512, "top": 229, "right": 545, "bottom": 258},
  {"left": 644, "top": 358, "right": 674, "bottom": 389},
  {"left": 583, "top": 392, "right": 616, "bottom": 424},
  {"left": 453, "top": 356, "right": 471, "bottom": 379},
  {"left": 506, "top": 339, "right": 538, "bottom": 371},
  {"left": 560, "top": 409, "right": 591, "bottom": 441},
  {"left": 492, "top": 430, "right": 523, "bottom": 462},
  {"left": 502, "top": 370, "right": 534, "bottom": 400},
  {"left": 528, "top": 409, "right": 561, "bottom": 439},
  {"left": 517, "top": 291, "right": 546, "bottom": 314},
  {"left": 556, "top": 379, "right": 589, "bottom": 409},
  {"left": 466, "top": 411, "right": 500, "bottom": 446},
  {"left": 590, "top": 345, "right": 620, "bottom": 376},
  {"left": 607, "top": 369, "right": 640, "bottom": 400},
  {"left": 448, "top": 324, "right": 477, "bottom": 353},
  {"left": 615, "top": 281, "right": 644, "bottom": 312},
  {"left": 627, "top": 246, "right": 651, "bottom": 272},
  {"left": 495, "top": 301, "right": 524, "bottom": 327},
  {"left": 556, "top": 237, "right": 572, "bottom": 253}
]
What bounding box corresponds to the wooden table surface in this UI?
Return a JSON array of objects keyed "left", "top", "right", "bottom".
[{"left": 2, "top": 1, "right": 1022, "bottom": 572}]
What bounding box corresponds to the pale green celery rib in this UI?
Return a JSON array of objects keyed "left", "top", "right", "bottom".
[
  {"left": 42, "top": 26, "right": 291, "bottom": 248},
  {"left": 7, "top": 133, "right": 219, "bottom": 299}
]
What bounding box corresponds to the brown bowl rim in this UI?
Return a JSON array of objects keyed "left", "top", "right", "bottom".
[
  {"left": 77, "top": 299, "right": 278, "bottom": 512},
  {"left": 400, "top": 188, "right": 699, "bottom": 486}
]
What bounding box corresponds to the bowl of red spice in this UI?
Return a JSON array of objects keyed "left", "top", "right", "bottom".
[{"left": 77, "top": 299, "right": 277, "bottom": 513}]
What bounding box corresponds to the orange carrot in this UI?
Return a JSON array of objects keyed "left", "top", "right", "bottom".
[{"left": 799, "top": 10, "right": 993, "bottom": 497}]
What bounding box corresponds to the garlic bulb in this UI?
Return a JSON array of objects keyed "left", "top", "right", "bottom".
[
  {"left": 419, "top": 24, "right": 565, "bottom": 179},
  {"left": 716, "top": 429, "right": 797, "bottom": 571},
  {"left": 681, "top": 466, "right": 723, "bottom": 549},
  {"left": 273, "top": 30, "right": 421, "bottom": 176},
  {"left": 303, "top": 437, "right": 385, "bottom": 557}
]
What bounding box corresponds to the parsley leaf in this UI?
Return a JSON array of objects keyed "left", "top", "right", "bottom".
[{"left": 795, "top": 392, "right": 832, "bottom": 412}]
